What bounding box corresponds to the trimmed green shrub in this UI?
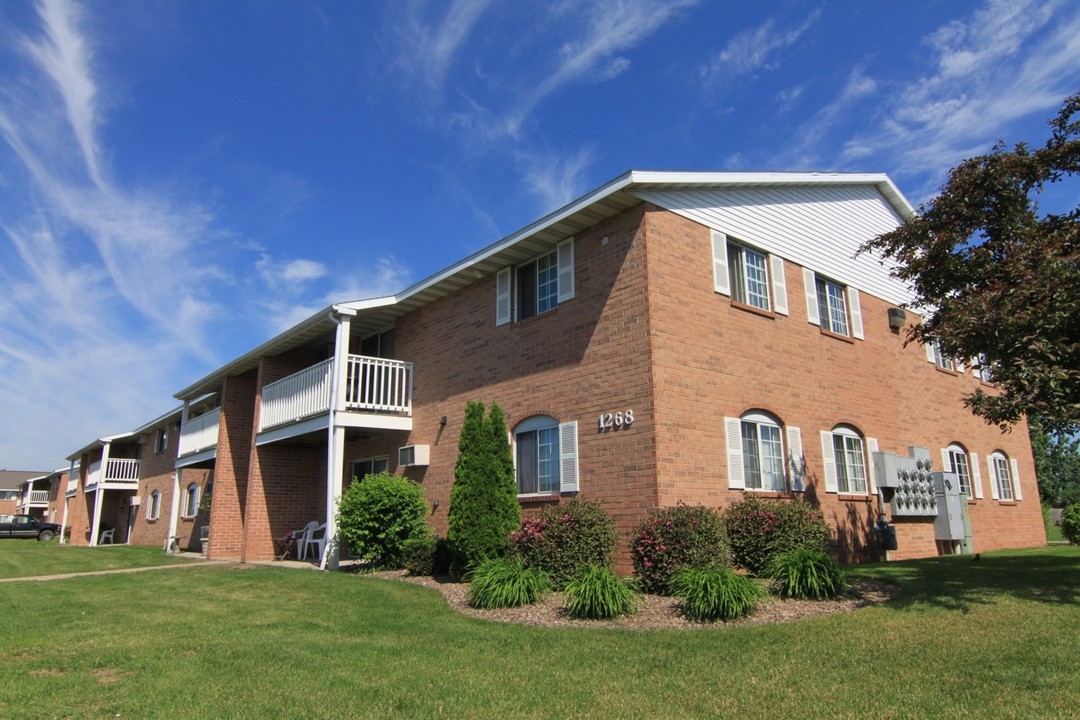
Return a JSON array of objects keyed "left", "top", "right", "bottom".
[
  {"left": 563, "top": 566, "right": 641, "bottom": 619},
  {"left": 722, "top": 496, "right": 830, "bottom": 575},
  {"left": 669, "top": 566, "right": 766, "bottom": 622},
  {"left": 448, "top": 401, "right": 520, "bottom": 575},
  {"left": 466, "top": 557, "right": 552, "bottom": 609},
  {"left": 337, "top": 472, "right": 429, "bottom": 568},
  {"left": 1062, "top": 502, "right": 1080, "bottom": 545},
  {"left": 510, "top": 499, "right": 618, "bottom": 589},
  {"left": 630, "top": 505, "right": 731, "bottom": 595},
  {"left": 401, "top": 531, "right": 437, "bottom": 576},
  {"left": 764, "top": 548, "right": 847, "bottom": 600}
]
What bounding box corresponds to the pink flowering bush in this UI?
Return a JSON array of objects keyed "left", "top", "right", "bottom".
[
  {"left": 509, "top": 499, "right": 617, "bottom": 589},
  {"left": 722, "top": 496, "right": 831, "bottom": 575},
  {"left": 630, "top": 505, "right": 731, "bottom": 595}
]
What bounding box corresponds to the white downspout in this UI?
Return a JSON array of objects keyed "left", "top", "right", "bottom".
[
  {"left": 59, "top": 459, "right": 75, "bottom": 544},
  {"left": 321, "top": 310, "right": 352, "bottom": 571},
  {"left": 166, "top": 470, "right": 182, "bottom": 554}
]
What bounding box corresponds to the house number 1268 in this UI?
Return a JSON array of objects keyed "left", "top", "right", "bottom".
[{"left": 598, "top": 409, "right": 634, "bottom": 431}]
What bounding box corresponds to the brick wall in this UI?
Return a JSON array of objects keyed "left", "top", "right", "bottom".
[{"left": 207, "top": 370, "right": 257, "bottom": 558}]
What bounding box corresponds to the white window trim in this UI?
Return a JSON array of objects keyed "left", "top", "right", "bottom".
[
  {"left": 716, "top": 235, "right": 789, "bottom": 316},
  {"left": 350, "top": 456, "right": 389, "bottom": 481},
  {"left": 989, "top": 452, "right": 1019, "bottom": 501},
  {"left": 146, "top": 490, "right": 161, "bottom": 521},
  {"left": 805, "top": 270, "right": 862, "bottom": 339},
  {"left": 737, "top": 411, "right": 787, "bottom": 492},
  {"left": 942, "top": 445, "right": 974, "bottom": 498},
  {"left": 182, "top": 483, "right": 200, "bottom": 519},
  {"left": 822, "top": 426, "right": 869, "bottom": 495},
  {"left": 513, "top": 417, "right": 579, "bottom": 497},
  {"left": 496, "top": 237, "right": 574, "bottom": 326}
]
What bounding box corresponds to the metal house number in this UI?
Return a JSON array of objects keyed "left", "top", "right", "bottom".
[{"left": 598, "top": 409, "right": 634, "bottom": 431}]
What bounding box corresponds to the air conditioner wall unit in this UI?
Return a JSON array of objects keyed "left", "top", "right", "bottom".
[{"left": 398, "top": 444, "right": 430, "bottom": 467}]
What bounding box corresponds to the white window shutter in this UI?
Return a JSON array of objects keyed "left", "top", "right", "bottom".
[
  {"left": 955, "top": 358, "right": 965, "bottom": 373},
  {"left": 941, "top": 448, "right": 952, "bottom": 474},
  {"left": 725, "top": 417, "right": 744, "bottom": 489},
  {"left": 1010, "top": 458, "right": 1022, "bottom": 500},
  {"left": 557, "top": 237, "right": 575, "bottom": 303},
  {"left": 988, "top": 456, "right": 1000, "bottom": 500},
  {"left": 558, "top": 421, "right": 579, "bottom": 493},
  {"left": 496, "top": 267, "right": 512, "bottom": 326},
  {"left": 925, "top": 340, "right": 936, "bottom": 363},
  {"left": 970, "top": 452, "right": 984, "bottom": 499},
  {"left": 787, "top": 426, "right": 804, "bottom": 491},
  {"left": 803, "top": 268, "right": 819, "bottom": 325},
  {"left": 848, "top": 288, "right": 864, "bottom": 339},
  {"left": 509, "top": 431, "right": 516, "bottom": 477},
  {"left": 820, "top": 431, "right": 838, "bottom": 493},
  {"left": 770, "top": 255, "right": 788, "bottom": 315},
  {"left": 866, "top": 437, "right": 879, "bottom": 493},
  {"left": 711, "top": 230, "right": 730, "bottom": 296}
]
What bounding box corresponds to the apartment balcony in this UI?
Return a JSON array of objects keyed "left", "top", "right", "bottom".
[
  {"left": 256, "top": 354, "right": 413, "bottom": 444},
  {"left": 177, "top": 407, "right": 221, "bottom": 467},
  {"left": 85, "top": 458, "right": 141, "bottom": 490},
  {"left": 66, "top": 476, "right": 79, "bottom": 496},
  {"left": 26, "top": 490, "right": 50, "bottom": 506}
]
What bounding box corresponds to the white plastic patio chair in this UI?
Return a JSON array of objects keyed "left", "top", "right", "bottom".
[
  {"left": 99, "top": 528, "right": 115, "bottom": 545},
  {"left": 292, "top": 521, "right": 317, "bottom": 561},
  {"left": 303, "top": 523, "right": 327, "bottom": 562}
]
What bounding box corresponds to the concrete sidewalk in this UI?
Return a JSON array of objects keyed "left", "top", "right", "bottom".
[{"left": 0, "top": 558, "right": 235, "bottom": 583}]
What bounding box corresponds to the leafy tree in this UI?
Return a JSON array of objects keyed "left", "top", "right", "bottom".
[
  {"left": 1030, "top": 415, "right": 1080, "bottom": 507},
  {"left": 447, "top": 400, "right": 520, "bottom": 575},
  {"left": 861, "top": 92, "right": 1080, "bottom": 431}
]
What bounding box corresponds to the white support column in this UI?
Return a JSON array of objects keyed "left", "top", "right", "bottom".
[
  {"left": 166, "top": 470, "right": 182, "bottom": 554},
  {"left": 89, "top": 442, "right": 110, "bottom": 546},
  {"left": 321, "top": 311, "right": 352, "bottom": 571},
  {"left": 59, "top": 460, "right": 75, "bottom": 544}
]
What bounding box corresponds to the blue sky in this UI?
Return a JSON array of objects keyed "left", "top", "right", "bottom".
[{"left": 1, "top": 0, "right": 1078, "bottom": 470}]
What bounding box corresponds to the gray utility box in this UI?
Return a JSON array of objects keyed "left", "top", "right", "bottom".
[
  {"left": 873, "top": 452, "right": 937, "bottom": 517},
  {"left": 933, "top": 471, "right": 973, "bottom": 553}
]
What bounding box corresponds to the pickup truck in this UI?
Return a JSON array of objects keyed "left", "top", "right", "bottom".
[{"left": 0, "top": 514, "right": 61, "bottom": 541}]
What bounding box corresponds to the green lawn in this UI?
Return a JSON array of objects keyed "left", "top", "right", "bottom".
[
  {"left": 1046, "top": 522, "right": 1065, "bottom": 542},
  {"left": 1, "top": 546, "right": 1077, "bottom": 719},
  {"left": 0, "top": 540, "right": 192, "bottom": 579}
]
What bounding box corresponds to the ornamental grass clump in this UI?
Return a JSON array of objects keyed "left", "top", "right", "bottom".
[
  {"left": 563, "top": 566, "right": 642, "bottom": 620},
  {"left": 510, "top": 499, "right": 618, "bottom": 589},
  {"left": 764, "top": 547, "right": 847, "bottom": 600},
  {"left": 630, "top": 505, "right": 731, "bottom": 595},
  {"left": 722, "top": 496, "right": 830, "bottom": 575},
  {"left": 669, "top": 566, "right": 766, "bottom": 622},
  {"left": 466, "top": 557, "right": 552, "bottom": 609}
]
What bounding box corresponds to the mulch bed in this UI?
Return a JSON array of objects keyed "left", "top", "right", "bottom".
[{"left": 365, "top": 570, "right": 899, "bottom": 630}]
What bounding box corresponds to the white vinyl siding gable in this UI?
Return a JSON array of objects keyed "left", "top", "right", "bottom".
[{"left": 632, "top": 184, "right": 911, "bottom": 307}]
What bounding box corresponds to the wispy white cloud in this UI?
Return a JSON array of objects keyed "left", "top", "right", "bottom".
[
  {"left": 700, "top": 9, "right": 820, "bottom": 85},
  {"left": 389, "top": 0, "right": 494, "bottom": 92},
  {"left": 256, "top": 254, "right": 328, "bottom": 288},
  {"left": 775, "top": 67, "right": 877, "bottom": 169},
  {"left": 830, "top": 0, "right": 1079, "bottom": 198},
  {"left": 518, "top": 147, "right": 595, "bottom": 212}
]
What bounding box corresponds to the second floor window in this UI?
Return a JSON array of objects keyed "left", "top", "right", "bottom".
[
  {"left": 154, "top": 428, "right": 168, "bottom": 454},
  {"left": 495, "top": 238, "right": 574, "bottom": 326},
  {"left": 816, "top": 277, "right": 850, "bottom": 336},
  {"left": 729, "top": 244, "right": 771, "bottom": 311}
]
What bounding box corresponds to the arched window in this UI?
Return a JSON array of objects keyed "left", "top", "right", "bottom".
[
  {"left": 146, "top": 490, "right": 161, "bottom": 521},
  {"left": 513, "top": 416, "right": 578, "bottom": 496},
  {"left": 828, "top": 424, "right": 868, "bottom": 494},
  {"left": 990, "top": 451, "right": 1014, "bottom": 501},
  {"left": 739, "top": 411, "right": 786, "bottom": 491},
  {"left": 183, "top": 483, "right": 200, "bottom": 518},
  {"left": 944, "top": 444, "right": 973, "bottom": 497}
]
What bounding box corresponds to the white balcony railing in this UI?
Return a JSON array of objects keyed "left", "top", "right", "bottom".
[
  {"left": 345, "top": 355, "right": 413, "bottom": 414},
  {"left": 66, "top": 476, "right": 79, "bottom": 494},
  {"left": 178, "top": 407, "right": 221, "bottom": 457},
  {"left": 260, "top": 358, "right": 335, "bottom": 431},
  {"left": 87, "top": 458, "right": 141, "bottom": 487},
  {"left": 258, "top": 355, "right": 413, "bottom": 432},
  {"left": 29, "top": 490, "right": 50, "bottom": 504}
]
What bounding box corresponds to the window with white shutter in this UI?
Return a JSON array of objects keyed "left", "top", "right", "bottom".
[
  {"left": 512, "top": 416, "right": 578, "bottom": 495},
  {"left": 497, "top": 238, "right": 575, "bottom": 324}
]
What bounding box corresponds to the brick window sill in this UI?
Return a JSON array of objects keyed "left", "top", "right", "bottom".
[
  {"left": 997, "top": 500, "right": 1018, "bottom": 506},
  {"left": 838, "top": 493, "right": 873, "bottom": 503},
  {"left": 742, "top": 490, "right": 794, "bottom": 499},
  {"left": 820, "top": 328, "right": 855, "bottom": 344},
  {"left": 518, "top": 493, "right": 562, "bottom": 504},
  {"left": 730, "top": 300, "right": 776, "bottom": 320},
  {"left": 934, "top": 366, "right": 960, "bottom": 377},
  {"left": 512, "top": 306, "right": 560, "bottom": 328}
]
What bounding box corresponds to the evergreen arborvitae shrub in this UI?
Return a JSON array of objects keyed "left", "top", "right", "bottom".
[
  {"left": 401, "top": 531, "right": 438, "bottom": 576},
  {"left": 336, "top": 472, "right": 429, "bottom": 568},
  {"left": 510, "top": 499, "right": 618, "bottom": 589},
  {"left": 630, "top": 505, "right": 731, "bottom": 595},
  {"left": 722, "top": 496, "right": 831, "bottom": 575},
  {"left": 447, "top": 401, "right": 520, "bottom": 575},
  {"left": 1063, "top": 502, "right": 1080, "bottom": 545}
]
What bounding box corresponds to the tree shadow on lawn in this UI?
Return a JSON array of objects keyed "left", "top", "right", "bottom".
[{"left": 849, "top": 549, "right": 1080, "bottom": 613}]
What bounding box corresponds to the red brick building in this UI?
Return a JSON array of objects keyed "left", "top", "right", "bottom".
[
  {"left": 172, "top": 171, "right": 1045, "bottom": 568},
  {"left": 62, "top": 409, "right": 211, "bottom": 550}
]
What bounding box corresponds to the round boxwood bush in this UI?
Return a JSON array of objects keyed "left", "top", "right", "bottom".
[
  {"left": 722, "top": 496, "right": 830, "bottom": 575},
  {"left": 630, "top": 505, "right": 731, "bottom": 595},
  {"left": 510, "top": 499, "right": 618, "bottom": 589},
  {"left": 337, "top": 472, "right": 430, "bottom": 568},
  {"left": 1062, "top": 502, "right": 1080, "bottom": 545}
]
